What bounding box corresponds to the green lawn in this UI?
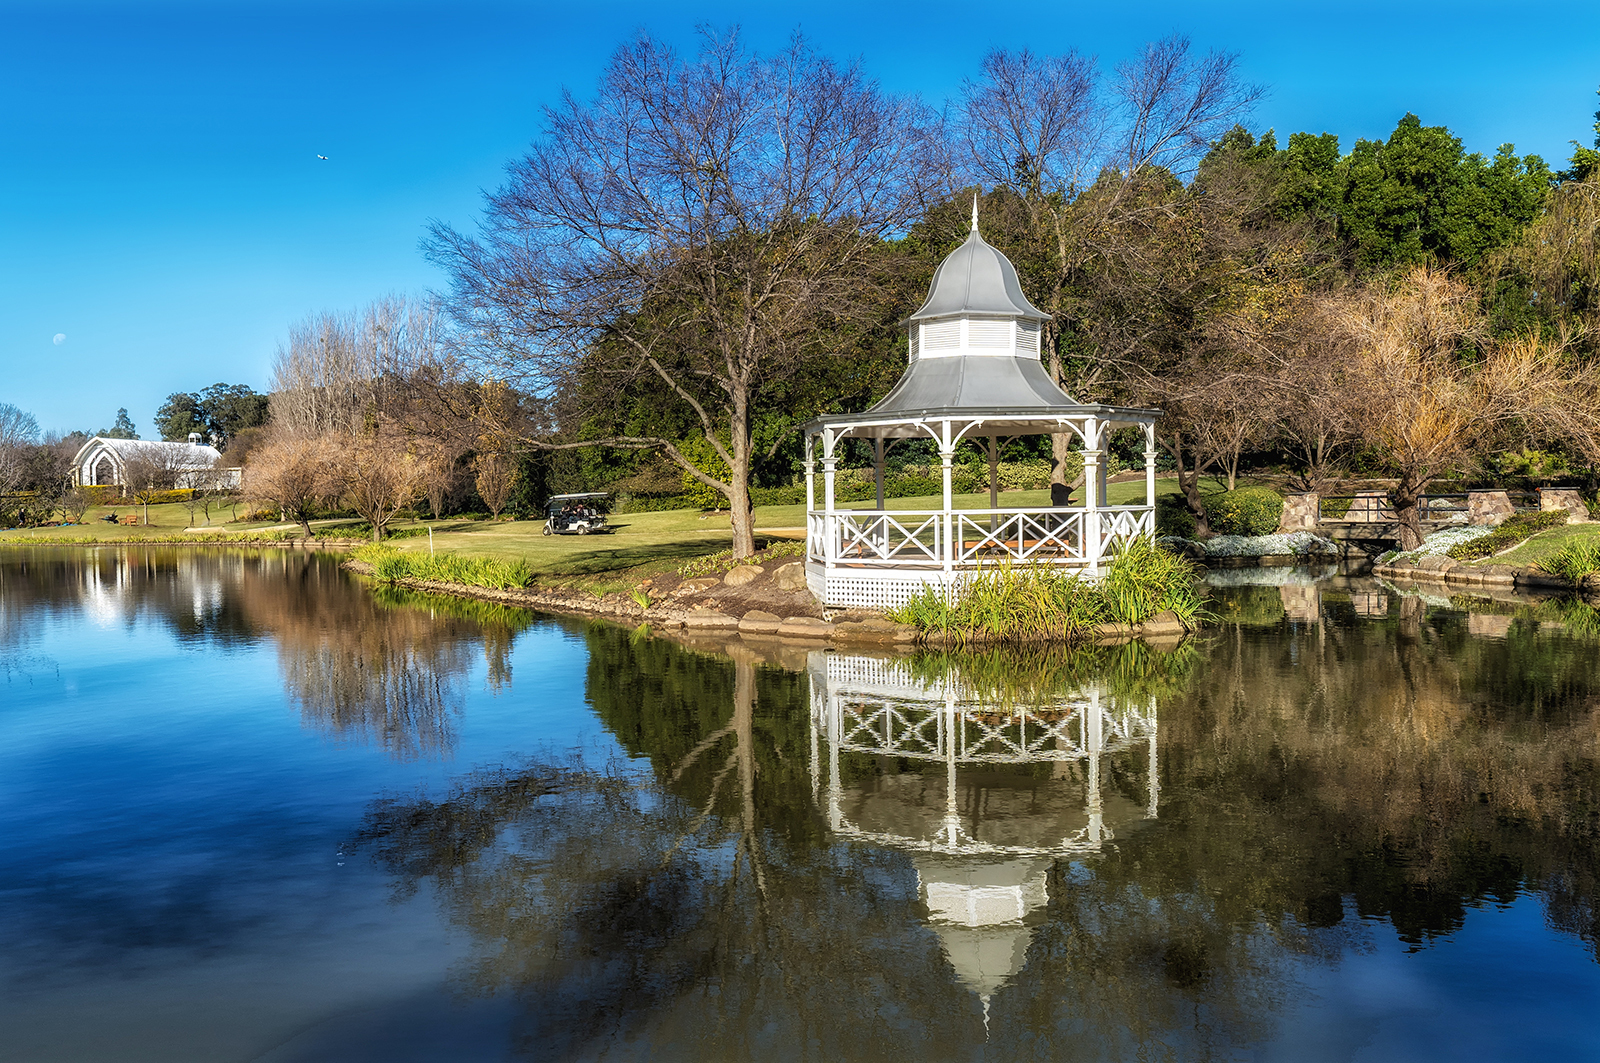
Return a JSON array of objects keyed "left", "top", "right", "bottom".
[
  {"left": 0, "top": 501, "right": 285, "bottom": 540},
  {"left": 1465, "top": 522, "right": 1600, "bottom": 569},
  {"left": 1, "top": 477, "right": 1188, "bottom": 586}
]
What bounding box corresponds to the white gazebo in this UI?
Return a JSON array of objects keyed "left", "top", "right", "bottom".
[{"left": 800, "top": 208, "right": 1160, "bottom": 609}]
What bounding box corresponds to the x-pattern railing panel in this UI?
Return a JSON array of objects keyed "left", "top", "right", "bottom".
[
  {"left": 833, "top": 698, "right": 1156, "bottom": 763},
  {"left": 954, "top": 510, "right": 1084, "bottom": 563},
  {"left": 835, "top": 512, "right": 942, "bottom": 562}
]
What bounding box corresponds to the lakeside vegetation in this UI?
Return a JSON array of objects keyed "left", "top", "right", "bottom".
[{"left": 887, "top": 539, "right": 1205, "bottom": 644}]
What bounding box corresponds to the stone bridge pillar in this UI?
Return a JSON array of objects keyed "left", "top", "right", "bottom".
[
  {"left": 1540, "top": 487, "right": 1591, "bottom": 522},
  {"left": 1277, "top": 492, "right": 1319, "bottom": 533},
  {"left": 1467, "top": 491, "right": 1514, "bottom": 526}
]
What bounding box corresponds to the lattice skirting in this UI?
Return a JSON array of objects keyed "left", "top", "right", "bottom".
[{"left": 806, "top": 562, "right": 961, "bottom": 609}]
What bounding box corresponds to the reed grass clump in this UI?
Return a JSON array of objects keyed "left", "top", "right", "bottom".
[
  {"left": 355, "top": 544, "right": 534, "bottom": 590},
  {"left": 1534, "top": 538, "right": 1600, "bottom": 583},
  {"left": 887, "top": 540, "right": 1205, "bottom": 645}
]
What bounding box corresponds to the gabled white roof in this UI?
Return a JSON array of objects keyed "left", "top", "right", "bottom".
[{"left": 73, "top": 436, "right": 223, "bottom": 467}]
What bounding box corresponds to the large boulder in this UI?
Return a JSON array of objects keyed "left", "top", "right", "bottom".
[
  {"left": 772, "top": 561, "right": 809, "bottom": 592},
  {"left": 722, "top": 564, "right": 765, "bottom": 587}
]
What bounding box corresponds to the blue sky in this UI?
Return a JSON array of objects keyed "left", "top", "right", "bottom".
[{"left": 3, "top": 0, "right": 1598, "bottom": 436}]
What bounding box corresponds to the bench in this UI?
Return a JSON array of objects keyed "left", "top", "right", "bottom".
[{"left": 120, "top": 515, "right": 140, "bottom": 526}]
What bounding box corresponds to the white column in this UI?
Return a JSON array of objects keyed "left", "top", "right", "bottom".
[
  {"left": 822, "top": 431, "right": 838, "bottom": 569},
  {"left": 1144, "top": 423, "right": 1158, "bottom": 535},
  {"left": 939, "top": 420, "right": 955, "bottom": 584},
  {"left": 1083, "top": 420, "right": 1103, "bottom": 577}
]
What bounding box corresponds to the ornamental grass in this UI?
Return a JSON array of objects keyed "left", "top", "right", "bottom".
[
  {"left": 356, "top": 544, "right": 534, "bottom": 590},
  {"left": 1534, "top": 538, "right": 1600, "bottom": 584},
  {"left": 888, "top": 539, "right": 1205, "bottom": 645}
]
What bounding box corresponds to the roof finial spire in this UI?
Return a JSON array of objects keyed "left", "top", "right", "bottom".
[{"left": 971, "top": 193, "right": 979, "bottom": 233}]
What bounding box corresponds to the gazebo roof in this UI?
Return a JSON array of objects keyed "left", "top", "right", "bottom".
[
  {"left": 805, "top": 208, "right": 1158, "bottom": 441},
  {"left": 909, "top": 213, "right": 1049, "bottom": 322}
]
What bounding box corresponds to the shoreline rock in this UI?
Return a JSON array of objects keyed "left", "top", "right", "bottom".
[{"left": 340, "top": 559, "right": 1193, "bottom": 650}]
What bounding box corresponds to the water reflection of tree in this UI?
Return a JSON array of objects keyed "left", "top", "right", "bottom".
[
  {"left": 357, "top": 642, "right": 980, "bottom": 1060},
  {"left": 1144, "top": 607, "right": 1600, "bottom": 957},
  {"left": 353, "top": 615, "right": 1599, "bottom": 1060},
  {"left": 0, "top": 546, "right": 535, "bottom": 759},
  {"left": 254, "top": 575, "right": 534, "bottom": 759}
]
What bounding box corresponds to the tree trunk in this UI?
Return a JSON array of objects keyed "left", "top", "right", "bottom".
[
  {"left": 1392, "top": 474, "right": 1427, "bottom": 551},
  {"left": 1177, "top": 464, "right": 1212, "bottom": 537},
  {"left": 1167, "top": 433, "right": 1212, "bottom": 537},
  {"left": 1046, "top": 329, "right": 1073, "bottom": 496},
  {"left": 299, "top": 516, "right": 313, "bottom": 539},
  {"left": 372, "top": 519, "right": 384, "bottom": 543},
  {"left": 726, "top": 385, "right": 756, "bottom": 559}
]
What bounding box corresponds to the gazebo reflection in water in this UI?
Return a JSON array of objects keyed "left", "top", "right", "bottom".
[{"left": 807, "top": 651, "right": 1159, "bottom": 1009}]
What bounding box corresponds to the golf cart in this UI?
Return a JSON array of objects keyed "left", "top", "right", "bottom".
[{"left": 543, "top": 492, "right": 612, "bottom": 536}]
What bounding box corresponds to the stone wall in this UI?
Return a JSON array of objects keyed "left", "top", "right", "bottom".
[
  {"left": 1467, "top": 490, "right": 1515, "bottom": 526},
  {"left": 1277, "top": 492, "right": 1319, "bottom": 533},
  {"left": 1539, "top": 488, "right": 1590, "bottom": 522}
]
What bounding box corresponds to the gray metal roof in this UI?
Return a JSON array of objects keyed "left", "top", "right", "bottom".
[
  {"left": 804, "top": 355, "right": 1158, "bottom": 438},
  {"left": 801, "top": 211, "right": 1160, "bottom": 438},
  {"left": 909, "top": 224, "right": 1050, "bottom": 322}
]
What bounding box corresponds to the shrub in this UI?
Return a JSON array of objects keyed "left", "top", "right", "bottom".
[
  {"left": 1446, "top": 510, "right": 1568, "bottom": 561},
  {"left": 1155, "top": 492, "right": 1197, "bottom": 537},
  {"left": 1206, "top": 487, "right": 1284, "bottom": 536},
  {"left": 677, "top": 539, "right": 803, "bottom": 579},
  {"left": 1534, "top": 538, "right": 1600, "bottom": 583}
]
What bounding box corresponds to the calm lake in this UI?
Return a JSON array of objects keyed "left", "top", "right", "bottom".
[{"left": 2, "top": 547, "right": 1597, "bottom": 1062}]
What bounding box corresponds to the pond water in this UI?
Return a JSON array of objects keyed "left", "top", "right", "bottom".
[{"left": 2, "top": 547, "right": 1597, "bottom": 1062}]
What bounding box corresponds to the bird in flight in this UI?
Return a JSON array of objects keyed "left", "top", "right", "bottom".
[{"left": 316, "top": 154, "right": 329, "bottom": 160}]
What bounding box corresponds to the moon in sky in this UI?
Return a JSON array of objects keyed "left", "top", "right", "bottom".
[{"left": 52, "top": 333, "right": 65, "bottom": 345}]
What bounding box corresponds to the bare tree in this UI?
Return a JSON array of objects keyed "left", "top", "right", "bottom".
[
  {"left": 244, "top": 434, "right": 337, "bottom": 538},
  {"left": 1338, "top": 267, "right": 1600, "bottom": 548},
  {"left": 120, "top": 443, "right": 195, "bottom": 524},
  {"left": 332, "top": 428, "right": 429, "bottom": 541},
  {"left": 429, "top": 30, "right": 945, "bottom": 557},
  {"left": 960, "top": 36, "right": 1265, "bottom": 494},
  {"left": 269, "top": 295, "right": 447, "bottom": 437},
  {"left": 473, "top": 450, "right": 518, "bottom": 518},
  {"left": 0, "top": 403, "right": 40, "bottom": 503}
]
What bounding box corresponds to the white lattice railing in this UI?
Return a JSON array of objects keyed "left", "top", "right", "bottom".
[
  {"left": 828, "top": 510, "right": 943, "bottom": 564},
  {"left": 806, "top": 505, "right": 1155, "bottom": 569},
  {"left": 954, "top": 510, "right": 1084, "bottom": 562},
  {"left": 831, "top": 696, "right": 1155, "bottom": 764}
]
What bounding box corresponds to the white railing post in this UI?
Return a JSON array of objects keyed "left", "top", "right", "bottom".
[
  {"left": 1083, "top": 447, "right": 1103, "bottom": 577},
  {"left": 822, "top": 453, "right": 838, "bottom": 567},
  {"left": 939, "top": 420, "right": 955, "bottom": 593}
]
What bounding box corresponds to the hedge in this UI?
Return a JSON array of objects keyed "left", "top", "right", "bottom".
[{"left": 1207, "top": 487, "right": 1284, "bottom": 537}]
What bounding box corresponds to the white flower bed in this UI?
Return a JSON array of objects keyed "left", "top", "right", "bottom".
[
  {"left": 1192, "top": 531, "right": 1340, "bottom": 558},
  {"left": 1379, "top": 525, "right": 1496, "bottom": 565}
]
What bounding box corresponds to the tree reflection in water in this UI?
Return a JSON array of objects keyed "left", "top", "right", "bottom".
[
  {"left": 354, "top": 596, "right": 1600, "bottom": 1060},
  {"left": 0, "top": 546, "right": 533, "bottom": 759}
]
